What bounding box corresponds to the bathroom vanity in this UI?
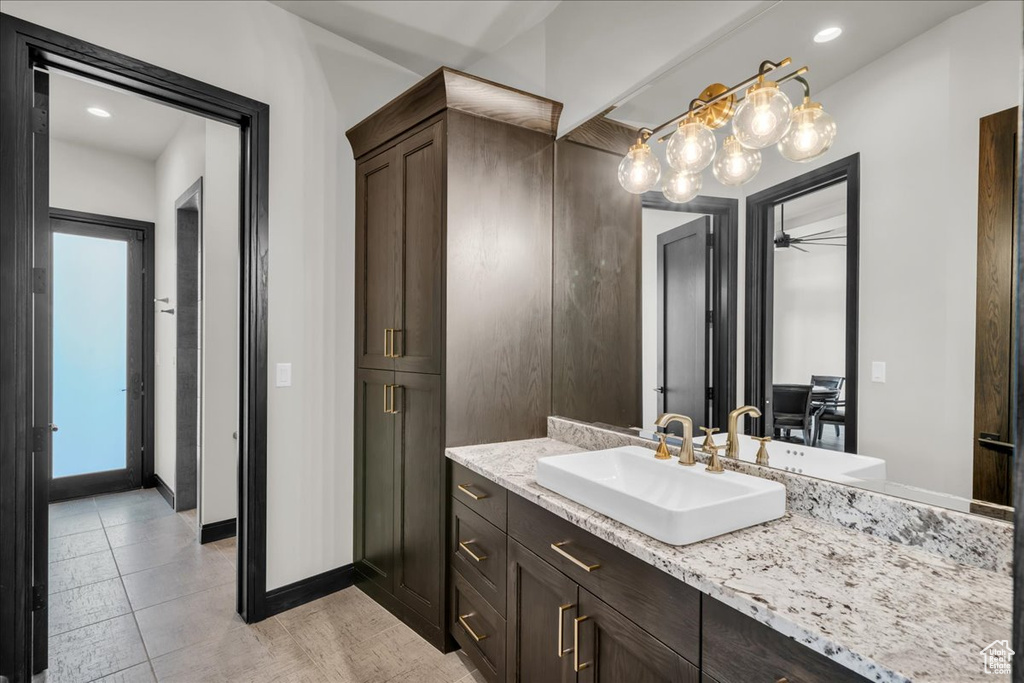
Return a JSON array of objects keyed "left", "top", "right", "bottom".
[{"left": 445, "top": 419, "right": 1012, "bottom": 683}]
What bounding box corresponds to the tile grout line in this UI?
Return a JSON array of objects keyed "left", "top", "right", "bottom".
[
  {"left": 98, "top": 495, "right": 157, "bottom": 681},
  {"left": 271, "top": 615, "right": 335, "bottom": 680}
]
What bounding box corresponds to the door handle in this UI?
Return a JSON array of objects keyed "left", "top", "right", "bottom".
[
  {"left": 50, "top": 424, "right": 58, "bottom": 432},
  {"left": 654, "top": 386, "right": 665, "bottom": 393},
  {"left": 978, "top": 433, "right": 1014, "bottom": 454}
]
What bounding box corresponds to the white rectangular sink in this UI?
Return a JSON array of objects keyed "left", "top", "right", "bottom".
[{"left": 536, "top": 446, "right": 786, "bottom": 546}]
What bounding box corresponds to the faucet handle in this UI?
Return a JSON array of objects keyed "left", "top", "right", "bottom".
[
  {"left": 654, "top": 433, "right": 672, "bottom": 460},
  {"left": 705, "top": 444, "right": 725, "bottom": 474},
  {"left": 699, "top": 427, "right": 718, "bottom": 455},
  {"left": 751, "top": 435, "right": 771, "bottom": 466}
]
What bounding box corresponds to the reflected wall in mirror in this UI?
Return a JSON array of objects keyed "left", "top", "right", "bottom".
[{"left": 567, "top": 0, "right": 1022, "bottom": 520}]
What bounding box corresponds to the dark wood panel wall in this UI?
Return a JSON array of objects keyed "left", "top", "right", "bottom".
[
  {"left": 552, "top": 138, "right": 642, "bottom": 428},
  {"left": 445, "top": 110, "right": 554, "bottom": 446}
]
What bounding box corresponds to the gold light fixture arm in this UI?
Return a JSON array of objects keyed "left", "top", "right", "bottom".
[{"left": 652, "top": 59, "right": 810, "bottom": 142}]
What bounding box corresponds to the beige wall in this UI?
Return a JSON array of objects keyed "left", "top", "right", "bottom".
[{"left": 3, "top": 0, "right": 420, "bottom": 589}]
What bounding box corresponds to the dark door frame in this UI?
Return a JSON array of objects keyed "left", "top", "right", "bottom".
[
  {"left": 1, "top": 14, "right": 270, "bottom": 681},
  {"left": 1012, "top": 91, "right": 1023, "bottom": 683},
  {"left": 744, "top": 153, "right": 860, "bottom": 452},
  {"left": 47, "top": 209, "right": 154, "bottom": 502},
  {"left": 642, "top": 193, "right": 738, "bottom": 430}
]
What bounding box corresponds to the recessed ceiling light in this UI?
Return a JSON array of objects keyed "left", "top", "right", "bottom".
[
  {"left": 87, "top": 107, "right": 111, "bottom": 118},
  {"left": 814, "top": 27, "right": 842, "bottom": 43}
]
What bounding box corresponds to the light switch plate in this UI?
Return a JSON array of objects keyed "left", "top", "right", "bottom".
[
  {"left": 871, "top": 361, "right": 886, "bottom": 383},
  {"left": 276, "top": 363, "right": 292, "bottom": 387}
]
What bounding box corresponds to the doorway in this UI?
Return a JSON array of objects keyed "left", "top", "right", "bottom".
[
  {"left": 1, "top": 14, "right": 270, "bottom": 682},
  {"left": 48, "top": 210, "right": 153, "bottom": 502},
  {"left": 656, "top": 216, "right": 712, "bottom": 429}
]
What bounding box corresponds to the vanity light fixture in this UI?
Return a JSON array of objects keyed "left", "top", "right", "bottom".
[
  {"left": 617, "top": 132, "right": 661, "bottom": 194},
  {"left": 813, "top": 26, "right": 842, "bottom": 43},
  {"left": 87, "top": 106, "right": 111, "bottom": 118},
  {"left": 616, "top": 57, "right": 837, "bottom": 199}
]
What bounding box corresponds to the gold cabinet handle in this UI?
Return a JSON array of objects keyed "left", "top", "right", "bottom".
[
  {"left": 458, "top": 540, "right": 487, "bottom": 562},
  {"left": 557, "top": 604, "right": 574, "bottom": 658},
  {"left": 456, "top": 483, "right": 487, "bottom": 501},
  {"left": 551, "top": 541, "right": 600, "bottom": 572},
  {"left": 383, "top": 384, "right": 390, "bottom": 414},
  {"left": 391, "top": 328, "right": 402, "bottom": 358},
  {"left": 389, "top": 384, "right": 399, "bottom": 413},
  {"left": 458, "top": 613, "right": 488, "bottom": 642},
  {"left": 384, "top": 328, "right": 389, "bottom": 357},
  {"left": 573, "top": 615, "right": 590, "bottom": 672}
]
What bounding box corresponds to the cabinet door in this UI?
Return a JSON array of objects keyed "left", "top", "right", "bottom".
[
  {"left": 576, "top": 589, "right": 698, "bottom": 683},
  {"left": 507, "top": 540, "right": 577, "bottom": 683},
  {"left": 356, "top": 147, "right": 398, "bottom": 370},
  {"left": 354, "top": 368, "right": 396, "bottom": 591},
  {"left": 392, "top": 371, "right": 443, "bottom": 623},
  {"left": 394, "top": 122, "right": 444, "bottom": 374}
]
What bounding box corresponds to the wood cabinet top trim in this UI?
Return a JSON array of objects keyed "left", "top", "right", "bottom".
[
  {"left": 562, "top": 113, "right": 639, "bottom": 156},
  {"left": 346, "top": 67, "right": 563, "bottom": 159}
]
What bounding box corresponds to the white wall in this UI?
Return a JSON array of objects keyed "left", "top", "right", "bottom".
[
  {"left": 200, "top": 121, "right": 240, "bottom": 526},
  {"left": 3, "top": 0, "right": 420, "bottom": 589},
  {"left": 50, "top": 139, "right": 155, "bottom": 222},
  {"left": 739, "top": 0, "right": 1022, "bottom": 497},
  {"left": 153, "top": 118, "right": 205, "bottom": 493},
  {"left": 771, "top": 217, "right": 847, "bottom": 387}
]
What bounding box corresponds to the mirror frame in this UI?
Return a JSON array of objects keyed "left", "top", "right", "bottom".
[{"left": 744, "top": 153, "right": 861, "bottom": 452}]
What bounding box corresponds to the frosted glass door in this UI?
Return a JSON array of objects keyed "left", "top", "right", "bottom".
[{"left": 52, "top": 232, "right": 129, "bottom": 478}]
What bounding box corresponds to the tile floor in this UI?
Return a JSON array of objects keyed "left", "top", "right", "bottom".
[{"left": 39, "top": 488, "right": 482, "bottom": 683}]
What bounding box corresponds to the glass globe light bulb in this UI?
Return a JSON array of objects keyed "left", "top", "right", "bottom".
[
  {"left": 617, "top": 141, "right": 661, "bottom": 194},
  {"left": 712, "top": 135, "right": 761, "bottom": 186},
  {"left": 732, "top": 81, "right": 793, "bottom": 149},
  {"left": 777, "top": 101, "right": 837, "bottom": 162},
  {"left": 662, "top": 169, "right": 702, "bottom": 204},
  {"left": 666, "top": 117, "right": 716, "bottom": 172}
]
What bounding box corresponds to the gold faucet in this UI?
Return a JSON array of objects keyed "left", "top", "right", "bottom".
[
  {"left": 726, "top": 405, "right": 762, "bottom": 459},
  {"left": 752, "top": 436, "right": 772, "bottom": 466},
  {"left": 654, "top": 413, "right": 696, "bottom": 466},
  {"left": 698, "top": 427, "right": 719, "bottom": 455}
]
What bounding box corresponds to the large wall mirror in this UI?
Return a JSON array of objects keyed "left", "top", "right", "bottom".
[{"left": 568, "top": 0, "right": 1021, "bottom": 521}]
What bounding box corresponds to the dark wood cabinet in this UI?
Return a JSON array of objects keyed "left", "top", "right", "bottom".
[
  {"left": 349, "top": 68, "right": 560, "bottom": 650},
  {"left": 354, "top": 368, "right": 395, "bottom": 592},
  {"left": 576, "top": 589, "right": 698, "bottom": 683},
  {"left": 506, "top": 540, "right": 577, "bottom": 683}
]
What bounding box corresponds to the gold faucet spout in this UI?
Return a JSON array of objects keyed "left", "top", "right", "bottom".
[
  {"left": 654, "top": 413, "right": 696, "bottom": 466},
  {"left": 726, "top": 405, "right": 762, "bottom": 459}
]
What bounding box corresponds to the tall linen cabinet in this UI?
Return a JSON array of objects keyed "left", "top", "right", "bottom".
[{"left": 346, "top": 68, "right": 561, "bottom": 650}]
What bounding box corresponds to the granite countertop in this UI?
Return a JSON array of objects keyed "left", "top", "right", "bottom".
[{"left": 446, "top": 437, "right": 1013, "bottom": 683}]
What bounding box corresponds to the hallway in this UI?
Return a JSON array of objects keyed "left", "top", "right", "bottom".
[{"left": 43, "top": 489, "right": 482, "bottom": 683}]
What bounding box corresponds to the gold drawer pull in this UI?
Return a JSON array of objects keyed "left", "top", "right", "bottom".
[
  {"left": 551, "top": 541, "right": 600, "bottom": 572},
  {"left": 457, "top": 483, "right": 487, "bottom": 501},
  {"left": 458, "top": 613, "right": 488, "bottom": 642},
  {"left": 573, "top": 615, "right": 590, "bottom": 672},
  {"left": 557, "top": 604, "right": 574, "bottom": 658},
  {"left": 458, "top": 540, "right": 487, "bottom": 562},
  {"left": 776, "top": 679, "right": 789, "bottom": 683},
  {"left": 383, "top": 328, "right": 403, "bottom": 358}
]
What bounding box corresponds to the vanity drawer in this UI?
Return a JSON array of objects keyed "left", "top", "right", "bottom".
[
  {"left": 507, "top": 493, "right": 700, "bottom": 664},
  {"left": 450, "top": 461, "right": 507, "bottom": 530},
  {"left": 450, "top": 570, "right": 505, "bottom": 683},
  {"left": 451, "top": 499, "right": 507, "bottom": 616},
  {"left": 702, "top": 597, "right": 865, "bottom": 683}
]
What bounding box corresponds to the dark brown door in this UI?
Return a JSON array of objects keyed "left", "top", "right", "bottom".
[
  {"left": 392, "top": 371, "right": 442, "bottom": 622},
  {"left": 354, "top": 368, "right": 396, "bottom": 591},
  {"left": 394, "top": 122, "right": 444, "bottom": 375},
  {"left": 973, "top": 106, "right": 1019, "bottom": 505},
  {"left": 355, "top": 147, "right": 399, "bottom": 371},
  {"left": 657, "top": 217, "right": 711, "bottom": 430},
  {"left": 576, "top": 589, "right": 698, "bottom": 683},
  {"left": 507, "top": 540, "right": 578, "bottom": 683}
]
